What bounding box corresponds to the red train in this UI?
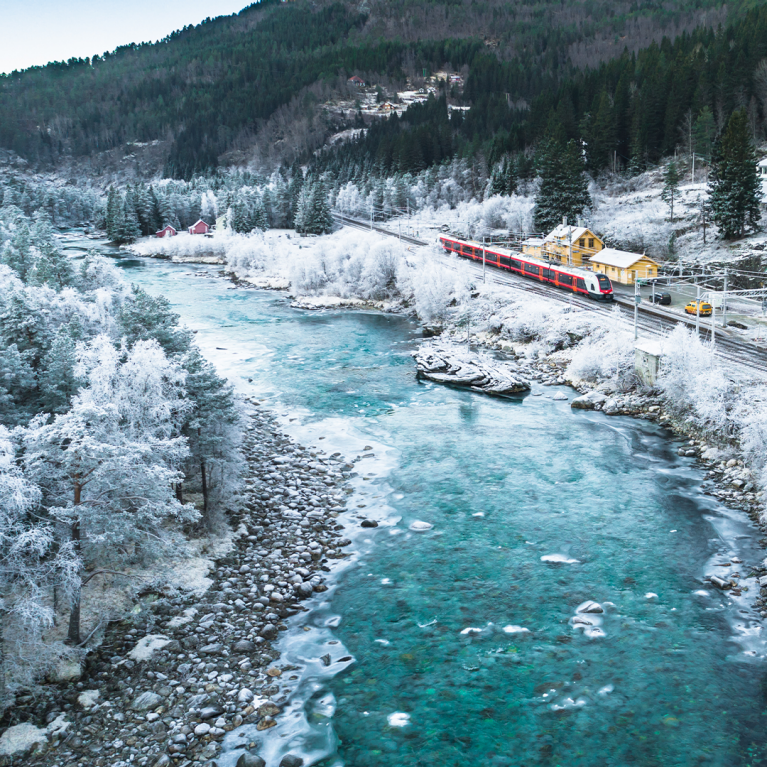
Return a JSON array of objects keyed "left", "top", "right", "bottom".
[{"left": 439, "top": 236, "right": 614, "bottom": 301}]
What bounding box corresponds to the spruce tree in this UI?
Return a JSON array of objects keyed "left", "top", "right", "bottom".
[
  {"left": 252, "top": 195, "right": 268, "bottom": 231},
  {"left": 533, "top": 139, "right": 592, "bottom": 234},
  {"left": 661, "top": 161, "right": 680, "bottom": 222},
  {"left": 489, "top": 161, "right": 506, "bottom": 196},
  {"left": 119, "top": 196, "right": 141, "bottom": 244},
  {"left": 709, "top": 109, "right": 761, "bottom": 239},
  {"left": 311, "top": 181, "right": 334, "bottom": 234}
]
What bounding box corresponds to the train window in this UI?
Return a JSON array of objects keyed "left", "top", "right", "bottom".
[
  {"left": 485, "top": 251, "right": 497, "bottom": 262},
  {"left": 542, "top": 268, "right": 553, "bottom": 280},
  {"left": 499, "top": 256, "right": 511, "bottom": 267},
  {"left": 576, "top": 277, "right": 586, "bottom": 290},
  {"left": 524, "top": 263, "right": 540, "bottom": 276},
  {"left": 558, "top": 273, "right": 573, "bottom": 286},
  {"left": 510, "top": 259, "right": 522, "bottom": 270}
]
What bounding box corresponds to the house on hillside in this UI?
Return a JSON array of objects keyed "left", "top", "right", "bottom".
[
  {"left": 155, "top": 224, "right": 177, "bottom": 238},
  {"left": 588, "top": 248, "right": 659, "bottom": 285},
  {"left": 539, "top": 224, "right": 604, "bottom": 267},
  {"left": 188, "top": 219, "right": 210, "bottom": 235},
  {"left": 348, "top": 75, "right": 366, "bottom": 86}
]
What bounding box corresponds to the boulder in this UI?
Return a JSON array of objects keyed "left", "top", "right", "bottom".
[
  {"left": 571, "top": 391, "right": 607, "bottom": 410},
  {"left": 46, "top": 657, "right": 81, "bottom": 683},
  {"left": 0, "top": 723, "right": 47, "bottom": 758},
  {"left": 129, "top": 634, "right": 171, "bottom": 662},
  {"left": 232, "top": 640, "right": 255, "bottom": 653},
  {"left": 259, "top": 624, "right": 278, "bottom": 640},
  {"left": 132, "top": 691, "right": 163, "bottom": 711},
  {"left": 236, "top": 753, "right": 266, "bottom": 767},
  {"left": 279, "top": 756, "right": 304, "bottom": 767}
]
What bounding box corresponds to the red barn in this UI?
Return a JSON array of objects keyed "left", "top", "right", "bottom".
[
  {"left": 155, "top": 224, "right": 177, "bottom": 238},
  {"left": 188, "top": 219, "right": 210, "bottom": 235}
]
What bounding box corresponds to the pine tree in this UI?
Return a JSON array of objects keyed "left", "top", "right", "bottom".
[
  {"left": 661, "top": 161, "right": 680, "bottom": 222},
  {"left": 105, "top": 188, "right": 122, "bottom": 242},
  {"left": 119, "top": 196, "right": 141, "bottom": 244},
  {"left": 252, "top": 195, "right": 268, "bottom": 231},
  {"left": 316, "top": 181, "right": 334, "bottom": 234},
  {"left": 293, "top": 185, "right": 310, "bottom": 233},
  {"left": 533, "top": 139, "right": 592, "bottom": 233},
  {"left": 505, "top": 156, "right": 519, "bottom": 195},
  {"left": 709, "top": 109, "right": 761, "bottom": 240},
  {"left": 488, "top": 161, "right": 506, "bottom": 196}
]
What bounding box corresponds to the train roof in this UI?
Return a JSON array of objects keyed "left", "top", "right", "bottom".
[{"left": 438, "top": 235, "right": 604, "bottom": 280}]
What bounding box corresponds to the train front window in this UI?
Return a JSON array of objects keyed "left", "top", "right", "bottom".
[{"left": 597, "top": 275, "right": 611, "bottom": 289}]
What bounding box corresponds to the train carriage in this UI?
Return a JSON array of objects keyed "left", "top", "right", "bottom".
[{"left": 439, "top": 236, "right": 614, "bottom": 301}]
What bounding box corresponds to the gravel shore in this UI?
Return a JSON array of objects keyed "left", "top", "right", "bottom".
[{"left": 1, "top": 403, "right": 358, "bottom": 767}]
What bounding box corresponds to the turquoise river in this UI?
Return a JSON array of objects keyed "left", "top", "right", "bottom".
[{"left": 65, "top": 236, "right": 767, "bottom": 767}]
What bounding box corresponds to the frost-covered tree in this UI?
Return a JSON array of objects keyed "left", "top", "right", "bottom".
[
  {"left": 0, "top": 425, "right": 70, "bottom": 707},
  {"left": 23, "top": 337, "right": 196, "bottom": 643},
  {"left": 709, "top": 109, "right": 762, "bottom": 239}
]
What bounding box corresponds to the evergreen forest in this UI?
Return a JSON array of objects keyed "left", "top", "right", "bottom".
[{"left": 2, "top": 0, "right": 767, "bottom": 180}]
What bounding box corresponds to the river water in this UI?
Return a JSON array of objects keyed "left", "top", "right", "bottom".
[{"left": 65, "top": 236, "right": 767, "bottom": 766}]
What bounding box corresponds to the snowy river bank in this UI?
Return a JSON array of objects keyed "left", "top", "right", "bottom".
[{"left": 11, "top": 235, "right": 767, "bottom": 767}]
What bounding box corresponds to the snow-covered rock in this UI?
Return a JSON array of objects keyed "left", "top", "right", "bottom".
[
  {"left": 0, "top": 723, "right": 48, "bottom": 758},
  {"left": 413, "top": 344, "right": 529, "bottom": 396},
  {"left": 571, "top": 391, "right": 608, "bottom": 410},
  {"left": 128, "top": 634, "right": 171, "bottom": 662}
]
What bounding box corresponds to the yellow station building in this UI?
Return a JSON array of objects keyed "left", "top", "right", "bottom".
[{"left": 588, "top": 248, "right": 659, "bottom": 285}]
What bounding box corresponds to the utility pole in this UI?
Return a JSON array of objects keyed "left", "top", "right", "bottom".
[
  {"left": 634, "top": 279, "right": 639, "bottom": 340},
  {"left": 695, "top": 284, "right": 701, "bottom": 336},
  {"left": 711, "top": 300, "right": 716, "bottom": 347},
  {"left": 482, "top": 236, "right": 486, "bottom": 283},
  {"left": 722, "top": 268, "right": 728, "bottom": 328}
]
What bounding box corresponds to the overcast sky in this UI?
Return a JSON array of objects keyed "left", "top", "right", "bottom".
[{"left": 1, "top": 1, "right": 250, "bottom": 74}]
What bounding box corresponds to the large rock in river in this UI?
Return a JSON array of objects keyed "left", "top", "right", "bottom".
[{"left": 413, "top": 344, "right": 529, "bottom": 397}]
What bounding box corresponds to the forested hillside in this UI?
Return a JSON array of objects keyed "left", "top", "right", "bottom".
[{"left": 0, "top": 0, "right": 753, "bottom": 178}]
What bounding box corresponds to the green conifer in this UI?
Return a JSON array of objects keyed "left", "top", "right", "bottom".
[
  {"left": 661, "top": 161, "right": 680, "bottom": 222},
  {"left": 709, "top": 109, "right": 761, "bottom": 239}
]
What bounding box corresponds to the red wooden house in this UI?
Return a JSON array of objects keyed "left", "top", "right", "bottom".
[
  {"left": 155, "top": 224, "right": 177, "bottom": 238},
  {"left": 348, "top": 75, "right": 365, "bottom": 86},
  {"left": 188, "top": 219, "right": 210, "bottom": 235}
]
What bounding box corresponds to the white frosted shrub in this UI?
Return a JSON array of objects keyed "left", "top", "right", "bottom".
[
  {"left": 567, "top": 326, "right": 635, "bottom": 386},
  {"left": 657, "top": 325, "right": 737, "bottom": 434}
]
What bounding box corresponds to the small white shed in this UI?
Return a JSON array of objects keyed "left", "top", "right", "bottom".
[{"left": 635, "top": 339, "right": 663, "bottom": 386}]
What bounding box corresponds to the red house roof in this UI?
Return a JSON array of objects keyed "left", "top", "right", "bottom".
[{"left": 348, "top": 76, "right": 365, "bottom": 85}]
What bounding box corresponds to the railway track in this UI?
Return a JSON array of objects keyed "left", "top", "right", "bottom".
[{"left": 333, "top": 211, "right": 767, "bottom": 374}]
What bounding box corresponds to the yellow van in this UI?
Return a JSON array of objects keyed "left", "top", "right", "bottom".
[{"left": 685, "top": 300, "right": 713, "bottom": 316}]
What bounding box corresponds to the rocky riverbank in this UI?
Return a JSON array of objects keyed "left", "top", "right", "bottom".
[{"left": 0, "top": 402, "right": 361, "bottom": 767}]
